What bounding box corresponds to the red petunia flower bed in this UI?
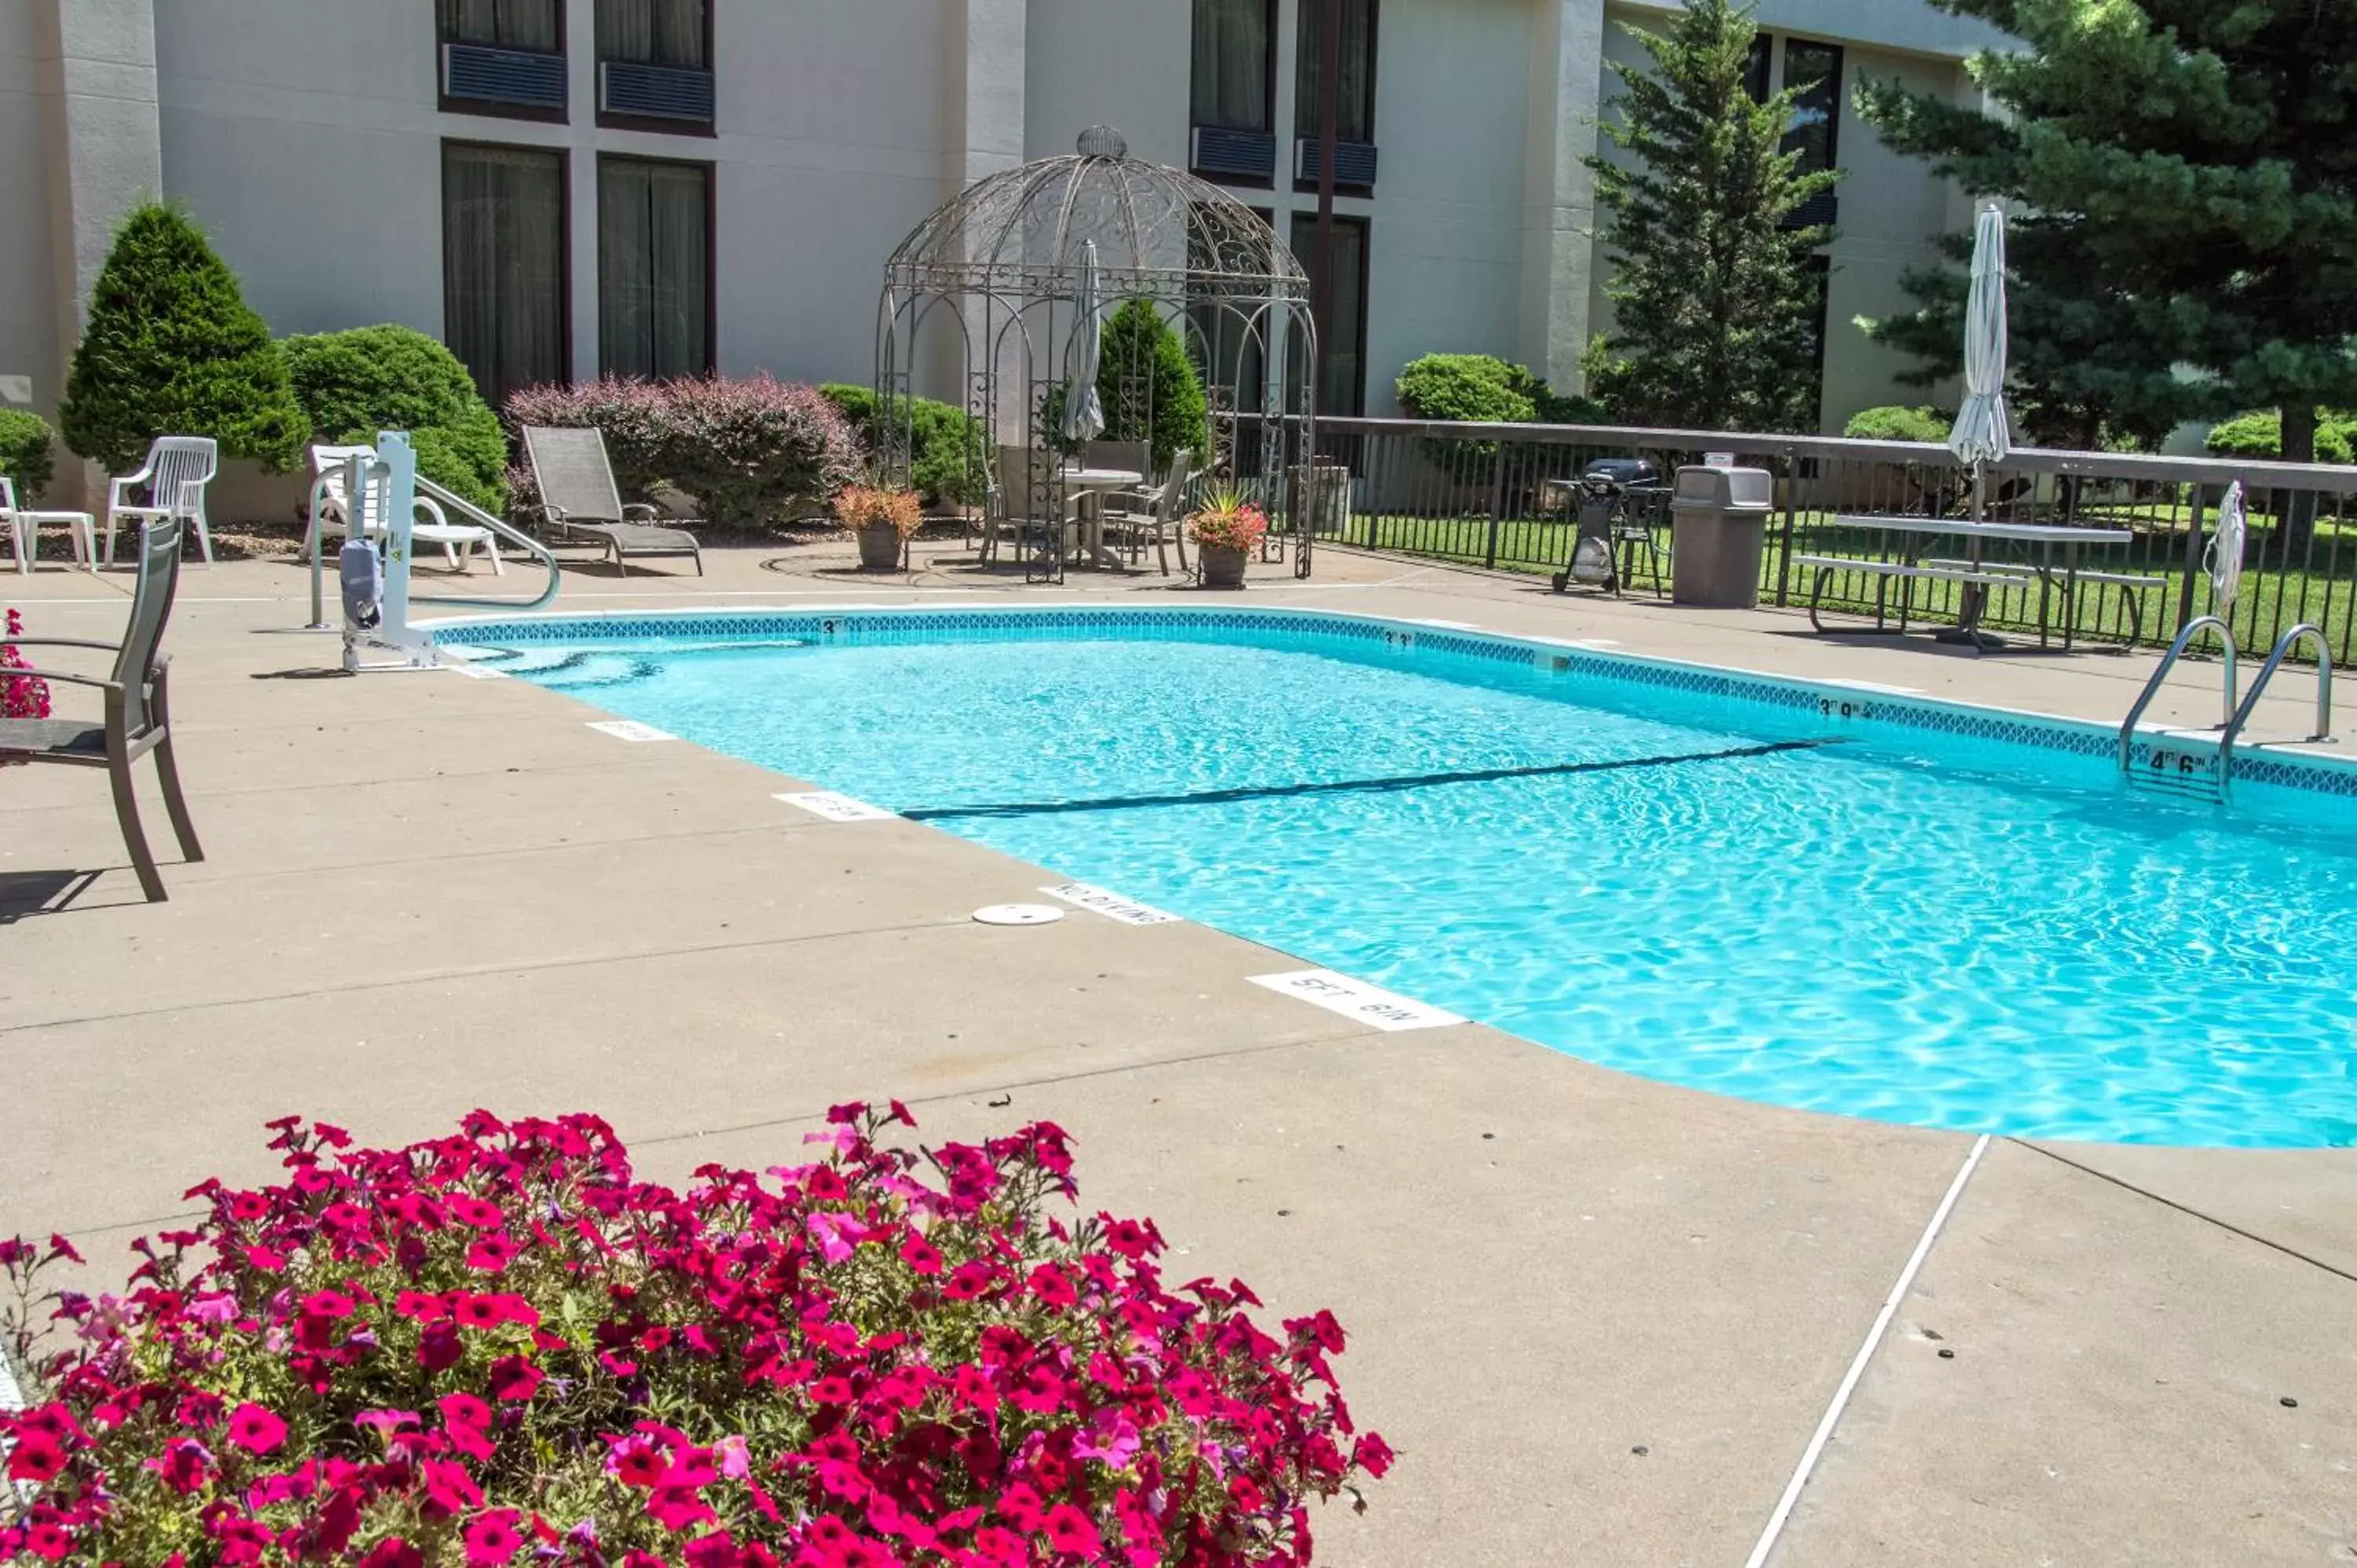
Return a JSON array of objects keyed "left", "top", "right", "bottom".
[{"left": 0, "top": 1108, "right": 1387, "bottom": 1566}]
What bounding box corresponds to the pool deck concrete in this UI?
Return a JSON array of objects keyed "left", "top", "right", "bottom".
[{"left": 2, "top": 539, "right": 2352, "bottom": 1566}]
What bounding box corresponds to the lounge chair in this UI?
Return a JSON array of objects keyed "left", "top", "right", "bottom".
[
  {"left": 306, "top": 445, "right": 504, "bottom": 573},
  {"left": 102, "top": 435, "right": 218, "bottom": 568},
  {"left": 0, "top": 516, "right": 203, "bottom": 902},
  {"left": 1098, "top": 449, "right": 1194, "bottom": 576},
  {"left": 520, "top": 426, "right": 703, "bottom": 576}
]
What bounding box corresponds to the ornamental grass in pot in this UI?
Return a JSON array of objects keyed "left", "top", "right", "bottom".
[
  {"left": 1186, "top": 492, "right": 1268, "bottom": 590},
  {"left": 836, "top": 483, "right": 924, "bottom": 572}
]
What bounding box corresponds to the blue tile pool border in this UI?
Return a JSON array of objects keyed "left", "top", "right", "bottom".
[{"left": 422, "top": 604, "right": 2357, "bottom": 804}]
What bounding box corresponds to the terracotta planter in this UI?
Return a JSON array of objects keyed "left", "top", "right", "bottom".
[
  {"left": 856, "top": 524, "right": 905, "bottom": 571},
  {"left": 1199, "top": 544, "right": 1248, "bottom": 588}
]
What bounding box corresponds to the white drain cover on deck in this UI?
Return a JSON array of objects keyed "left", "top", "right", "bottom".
[{"left": 972, "top": 903, "right": 1065, "bottom": 927}]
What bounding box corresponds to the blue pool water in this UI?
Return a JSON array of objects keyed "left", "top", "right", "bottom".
[{"left": 468, "top": 616, "right": 2357, "bottom": 1149}]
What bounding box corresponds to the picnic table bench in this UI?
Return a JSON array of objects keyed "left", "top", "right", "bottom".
[{"left": 1795, "top": 515, "right": 2165, "bottom": 650}]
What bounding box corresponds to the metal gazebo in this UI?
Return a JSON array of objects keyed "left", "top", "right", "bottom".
[{"left": 876, "top": 126, "right": 1321, "bottom": 584}]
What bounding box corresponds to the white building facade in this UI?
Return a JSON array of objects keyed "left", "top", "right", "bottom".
[{"left": 2, "top": 0, "right": 2007, "bottom": 477}]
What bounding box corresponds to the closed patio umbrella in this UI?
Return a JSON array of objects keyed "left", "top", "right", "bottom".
[
  {"left": 1061, "top": 240, "right": 1105, "bottom": 447},
  {"left": 1948, "top": 203, "right": 2013, "bottom": 499},
  {"left": 1938, "top": 203, "right": 2012, "bottom": 648},
  {"left": 2209, "top": 480, "right": 2247, "bottom": 615}
]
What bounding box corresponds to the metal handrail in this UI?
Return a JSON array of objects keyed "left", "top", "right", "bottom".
[
  {"left": 408, "top": 476, "right": 564, "bottom": 613},
  {"left": 305, "top": 467, "right": 563, "bottom": 624},
  {"left": 1297, "top": 413, "right": 2357, "bottom": 498},
  {"left": 2117, "top": 615, "right": 2236, "bottom": 774},
  {"left": 2220, "top": 624, "right": 2334, "bottom": 777}
]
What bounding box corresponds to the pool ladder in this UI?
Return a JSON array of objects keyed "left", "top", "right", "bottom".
[{"left": 2118, "top": 619, "right": 2334, "bottom": 804}]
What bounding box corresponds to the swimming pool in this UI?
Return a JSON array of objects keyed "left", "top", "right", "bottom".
[{"left": 438, "top": 606, "right": 2357, "bottom": 1150}]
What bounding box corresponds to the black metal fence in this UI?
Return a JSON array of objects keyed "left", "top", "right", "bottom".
[{"left": 1268, "top": 415, "right": 2357, "bottom": 661}]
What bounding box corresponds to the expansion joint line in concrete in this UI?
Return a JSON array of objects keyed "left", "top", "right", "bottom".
[
  {"left": 2013, "top": 1139, "right": 2357, "bottom": 1288},
  {"left": 1740, "top": 1134, "right": 1992, "bottom": 1568}
]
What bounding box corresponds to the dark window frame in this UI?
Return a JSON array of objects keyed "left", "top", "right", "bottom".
[
  {"left": 1780, "top": 36, "right": 1844, "bottom": 175},
  {"left": 1743, "top": 33, "right": 1773, "bottom": 104},
  {"left": 442, "top": 138, "right": 574, "bottom": 406},
  {"left": 596, "top": 0, "right": 718, "bottom": 137},
  {"left": 437, "top": 0, "right": 570, "bottom": 125},
  {"left": 596, "top": 152, "right": 719, "bottom": 381},
  {"left": 1292, "top": 0, "right": 1380, "bottom": 193},
  {"left": 1189, "top": 0, "right": 1280, "bottom": 189},
  {"left": 1291, "top": 211, "right": 1371, "bottom": 418}
]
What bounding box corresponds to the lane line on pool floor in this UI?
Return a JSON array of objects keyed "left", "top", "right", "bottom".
[
  {"left": 1742, "top": 1133, "right": 1992, "bottom": 1568},
  {"left": 901, "top": 737, "right": 1849, "bottom": 822}
]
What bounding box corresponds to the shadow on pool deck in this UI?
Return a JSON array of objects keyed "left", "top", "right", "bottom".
[{"left": 1, "top": 543, "right": 2351, "bottom": 1566}]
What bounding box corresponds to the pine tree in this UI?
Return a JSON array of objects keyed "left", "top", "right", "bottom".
[
  {"left": 60, "top": 203, "right": 308, "bottom": 474},
  {"left": 1582, "top": 0, "right": 1842, "bottom": 433},
  {"left": 1859, "top": 0, "right": 2357, "bottom": 467}
]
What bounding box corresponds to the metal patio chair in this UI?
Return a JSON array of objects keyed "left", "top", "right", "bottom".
[
  {"left": 1098, "top": 448, "right": 1194, "bottom": 576},
  {"left": 0, "top": 516, "right": 203, "bottom": 902},
  {"left": 520, "top": 426, "right": 704, "bottom": 576}
]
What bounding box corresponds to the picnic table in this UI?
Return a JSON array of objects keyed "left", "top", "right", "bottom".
[{"left": 1794, "top": 515, "right": 2162, "bottom": 651}]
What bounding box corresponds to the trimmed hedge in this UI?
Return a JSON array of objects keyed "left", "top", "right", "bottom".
[
  {"left": 819, "top": 383, "right": 986, "bottom": 506},
  {"left": 2205, "top": 409, "right": 2355, "bottom": 466},
  {"left": 1395, "top": 354, "right": 1603, "bottom": 427},
  {"left": 1843, "top": 405, "right": 1954, "bottom": 445},
  {"left": 60, "top": 203, "right": 307, "bottom": 473},
  {"left": 283, "top": 325, "right": 508, "bottom": 515},
  {"left": 506, "top": 376, "right": 861, "bottom": 526},
  {"left": 0, "top": 409, "right": 56, "bottom": 500}
]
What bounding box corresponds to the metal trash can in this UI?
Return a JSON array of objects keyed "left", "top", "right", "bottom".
[
  {"left": 1289, "top": 462, "right": 1351, "bottom": 536},
  {"left": 1670, "top": 464, "right": 1772, "bottom": 609}
]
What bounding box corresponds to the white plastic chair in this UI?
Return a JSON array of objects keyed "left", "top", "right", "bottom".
[
  {"left": 1, "top": 477, "right": 97, "bottom": 573},
  {"left": 306, "top": 445, "right": 503, "bottom": 574},
  {"left": 103, "top": 436, "right": 218, "bottom": 568}
]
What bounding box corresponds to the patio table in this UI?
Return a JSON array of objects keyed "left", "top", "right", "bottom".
[
  {"left": 1058, "top": 466, "right": 1144, "bottom": 570},
  {"left": 1802, "top": 515, "right": 2138, "bottom": 650}
]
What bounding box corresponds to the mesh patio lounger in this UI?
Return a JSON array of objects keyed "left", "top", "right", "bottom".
[
  {"left": 0, "top": 516, "right": 203, "bottom": 901},
  {"left": 521, "top": 426, "right": 704, "bottom": 576}
]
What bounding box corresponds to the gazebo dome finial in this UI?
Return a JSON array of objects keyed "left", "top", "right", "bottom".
[{"left": 1076, "top": 126, "right": 1127, "bottom": 159}]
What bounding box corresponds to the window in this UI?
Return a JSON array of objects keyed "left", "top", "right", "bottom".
[
  {"left": 443, "top": 144, "right": 568, "bottom": 405},
  {"left": 1292, "top": 213, "right": 1369, "bottom": 416},
  {"left": 1295, "top": 0, "right": 1377, "bottom": 145},
  {"left": 1743, "top": 35, "right": 1772, "bottom": 104},
  {"left": 1781, "top": 39, "right": 1843, "bottom": 177},
  {"left": 438, "top": 0, "right": 561, "bottom": 51},
  {"left": 1192, "top": 0, "right": 1274, "bottom": 134},
  {"left": 597, "top": 0, "right": 709, "bottom": 68},
  {"left": 599, "top": 157, "right": 713, "bottom": 379}
]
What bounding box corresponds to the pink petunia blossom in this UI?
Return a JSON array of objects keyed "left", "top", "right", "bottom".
[
  {"left": 225, "top": 1402, "right": 287, "bottom": 1456},
  {"left": 463, "top": 1508, "right": 524, "bottom": 1566}
]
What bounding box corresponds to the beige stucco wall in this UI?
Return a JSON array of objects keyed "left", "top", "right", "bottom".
[{"left": 0, "top": 0, "right": 61, "bottom": 425}]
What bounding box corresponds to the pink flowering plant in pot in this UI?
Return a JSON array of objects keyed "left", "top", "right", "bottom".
[
  {"left": 2, "top": 607, "right": 53, "bottom": 769},
  {"left": 0, "top": 1108, "right": 1388, "bottom": 1566}
]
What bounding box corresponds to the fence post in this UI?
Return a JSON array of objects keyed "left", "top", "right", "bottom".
[
  {"left": 1775, "top": 444, "right": 1798, "bottom": 607},
  {"left": 2176, "top": 482, "right": 2205, "bottom": 634},
  {"left": 1484, "top": 441, "right": 1505, "bottom": 570}
]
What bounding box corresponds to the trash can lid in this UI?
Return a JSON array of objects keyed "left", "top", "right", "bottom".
[{"left": 1673, "top": 465, "right": 1773, "bottom": 509}]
